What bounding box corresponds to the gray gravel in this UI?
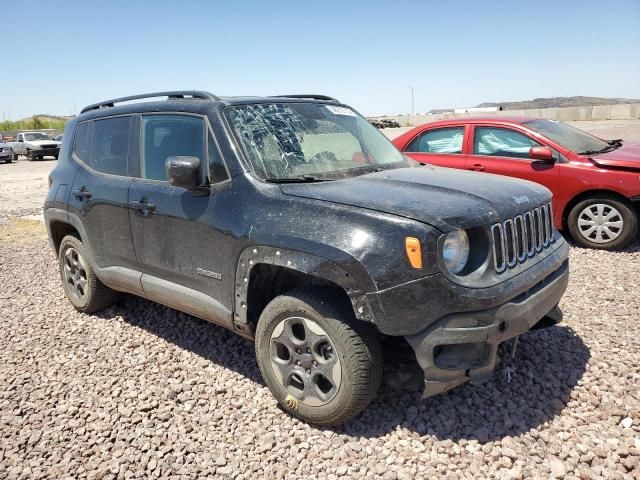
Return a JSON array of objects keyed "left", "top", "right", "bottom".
[{"left": 1, "top": 229, "right": 639, "bottom": 479}]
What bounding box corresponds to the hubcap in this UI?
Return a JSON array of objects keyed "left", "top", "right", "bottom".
[
  {"left": 269, "top": 317, "right": 342, "bottom": 406},
  {"left": 577, "top": 203, "right": 624, "bottom": 244},
  {"left": 63, "top": 247, "right": 88, "bottom": 301}
]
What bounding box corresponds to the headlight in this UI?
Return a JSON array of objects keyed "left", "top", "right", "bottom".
[{"left": 442, "top": 230, "right": 470, "bottom": 274}]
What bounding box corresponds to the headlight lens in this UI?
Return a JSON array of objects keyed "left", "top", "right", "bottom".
[{"left": 442, "top": 230, "right": 470, "bottom": 274}]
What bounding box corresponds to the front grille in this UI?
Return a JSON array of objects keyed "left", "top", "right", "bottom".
[
  {"left": 491, "top": 203, "right": 554, "bottom": 273},
  {"left": 41, "top": 144, "right": 58, "bottom": 149}
]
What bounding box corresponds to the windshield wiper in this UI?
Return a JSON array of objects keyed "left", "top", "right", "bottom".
[
  {"left": 265, "top": 175, "right": 332, "bottom": 183},
  {"left": 580, "top": 145, "right": 618, "bottom": 155}
]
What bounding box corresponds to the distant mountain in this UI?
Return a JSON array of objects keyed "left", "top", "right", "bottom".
[
  {"left": 18, "top": 114, "right": 74, "bottom": 122},
  {"left": 477, "top": 96, "right": 640, "bottom": 110}
]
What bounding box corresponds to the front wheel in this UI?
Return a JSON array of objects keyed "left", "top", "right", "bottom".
[
  {"left": 567, "top": 196, "right": 638, "bottom": 250},
  {"left": 26, "top": 150, "right": 36, "bottom": 161},
  {"left": 255, "top": 288, "right": 382, "bottom": 426}
]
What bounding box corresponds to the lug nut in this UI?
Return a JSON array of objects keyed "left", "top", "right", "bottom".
[
  {"left": 306, "top": 348, "right": 311, "bottom": 354},
  {"left": 306, "top": 369, "right": 310, "bottom": 374},
  {"left": 296, "top": 349, "right": 301, "bottom": 354},
  {"left": 313, "top": 361, "right": 318, "bottom": 367},
  {"left": 296, "top": 361, "right": 301, "bottom": 366}
]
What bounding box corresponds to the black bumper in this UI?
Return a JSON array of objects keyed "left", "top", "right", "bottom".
[
  {"left": 34, "top": 148, "right": 60, "bottom": 156},
  {"left": 404, "top": 259, "right": 569, "bottom": 397}
]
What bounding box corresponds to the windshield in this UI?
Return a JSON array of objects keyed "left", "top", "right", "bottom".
[
  {"left": 524, "top": 119, "right": 612, "bottom": 155},
  {"left": 24, "top": 133, "right": 50, "bottom": 141},
  {"left": 226, "top": 102, "right": 411, "bottom": 181}
]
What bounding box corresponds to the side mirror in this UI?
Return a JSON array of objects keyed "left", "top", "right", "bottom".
[
  {"left": 166, "top": 156, "right": 206, "bottom": 193},
  {"left": 529, "top": 146, "right": 555, "bottom": 162}
]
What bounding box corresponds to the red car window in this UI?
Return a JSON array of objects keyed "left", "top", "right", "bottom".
[
  {"left": 473, "top": 127, "right": 540, "bottom": 159},
  {"left": 405, "top": 127, "right": 464, "bottom": 154}
]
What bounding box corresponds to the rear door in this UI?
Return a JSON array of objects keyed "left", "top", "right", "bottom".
[
  {"left": 468, "top": 125, "right": 559, "bottom": 195},
  {"left": 128, "top": 113, "right": 234, "bottom": 310},
  {"left": 68, "top": 116, "right": 137, "bottom": 271},
  {"left": 401, "top": 125, "right": 468, "bottom": 169}
]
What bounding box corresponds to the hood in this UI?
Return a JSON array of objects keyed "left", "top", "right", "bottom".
[
  {"left": 280, "top": 166, "right": 551, "bottom": 231},
  {"left": 27, "top": 139, "right": 61, "bottom": 146},
  {"left": 590, "top": 142, "right": 640, "bottom": 170}
]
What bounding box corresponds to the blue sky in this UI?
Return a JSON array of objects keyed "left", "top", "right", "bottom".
[{"left": 2, "top": 0, "right": 639, "bottom": 118}]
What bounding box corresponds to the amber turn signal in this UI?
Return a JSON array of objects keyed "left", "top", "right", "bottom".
[{"left": 405, "top": 237, "right": 422, "bottom": 269}]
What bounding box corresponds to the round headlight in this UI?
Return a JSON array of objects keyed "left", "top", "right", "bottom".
[{"left": 442, "top": 230, "right": 470, "bottom": 274}]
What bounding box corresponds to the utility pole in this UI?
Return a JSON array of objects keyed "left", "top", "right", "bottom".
[{"left": 408, "top": 85, "right": 415, "bottom": 117}]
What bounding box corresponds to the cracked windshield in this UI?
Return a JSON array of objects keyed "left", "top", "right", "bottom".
[{"left": 226, "top": 102, "right": 409, "bottom": 181}]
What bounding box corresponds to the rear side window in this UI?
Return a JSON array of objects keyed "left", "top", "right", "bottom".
[
  {"left": 73, "top": 121, "right": 92, "bottom": 163},
  {"left": 405, "top": 127, "right": 464, "bottom": 154},
  {"left": 141, "top": 115, "right": 205, "bottom": 181},
  {"left": 90, "top": 117, "right": 131, "bottom": 175},
  {"left": 474, "top": 127, "right": 540, "bottom": 159}
]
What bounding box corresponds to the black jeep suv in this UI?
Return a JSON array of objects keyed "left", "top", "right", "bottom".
[{"left": 45, "top": 91, "right": 569, "bottom": 425}]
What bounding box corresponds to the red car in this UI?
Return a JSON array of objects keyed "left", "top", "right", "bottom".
[{"left": 393, "top": 117, "right": 640, "bottom": 250}]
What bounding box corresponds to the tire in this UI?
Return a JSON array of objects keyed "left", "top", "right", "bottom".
[
  {"left": 255, "top": 287, "right": 382, "bottom": 426},
  {"left": 12, "top": 153, "right": 19, "bottom": 161},
  {"left": 26, "top": 150, "right": 35, "bottom": 161},
  {"left": 58, "top": 235, "right": 117, "bottom": 313},
  {"left": 567, "top": 195, "right": 638, "bottom": 250},
  {"left": 4, "top": 158, "right": 11, "bottom": 163}
]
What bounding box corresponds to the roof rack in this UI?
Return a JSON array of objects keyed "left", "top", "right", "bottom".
[
  {"left": 272, "top": 94, "right": 339, "bottom": 103},
  {"left": 80, "top": 90, "right": 220, "bottom": 114}
]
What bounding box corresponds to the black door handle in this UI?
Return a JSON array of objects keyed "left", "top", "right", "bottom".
[
  {"left": 72, "top": 188, "right": 92, "bottom": 199},
  {"left": 130, "top": 200, "right": 156, "bottom": 215}
]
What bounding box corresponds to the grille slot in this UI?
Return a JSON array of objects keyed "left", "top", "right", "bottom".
[
  {"left": 491, "top": 202, "right": 555, "bottom": 273},
  {"left": 491, "top": 224, "right": 506, "bottom": 273}
]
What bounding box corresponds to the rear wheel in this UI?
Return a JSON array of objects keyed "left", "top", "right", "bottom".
[
  {"left": 12, "top": 153, "right": 19, "bottom": 161},
  {"left": 58, "top": 235, "right": 116, "bottom": 313},
  {"left": 567, "top": 196, "right": 637, "bottom": 250},
  {"left": 255, "top": 288, "right": 382, "bottom": 426}
]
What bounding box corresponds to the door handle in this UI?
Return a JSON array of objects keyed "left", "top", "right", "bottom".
[
  {"left": 468, "top": 164, "right": 485, "bottom": 172},
  {"left": 130, "top": 200, "right": 156, "bottom": 215},
  {"left": 72, "top": 188, "right": 92, "bottom": 199}
]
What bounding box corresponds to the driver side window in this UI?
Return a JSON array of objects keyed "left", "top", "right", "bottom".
[
  {"left": 474, "top": 127, "right": 540, "bottom": 159},
  {"left": 141, "top": 115, "right": 205, "bottom": 181}
]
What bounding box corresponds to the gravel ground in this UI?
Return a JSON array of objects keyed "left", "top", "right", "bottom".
[{"left": 1, "top": 221, "right": 639, "bottom": 479}]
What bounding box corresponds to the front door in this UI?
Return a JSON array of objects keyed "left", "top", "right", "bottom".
[
  {"left": 468, "top": 125, "right": 559, "bottom": 197},
  {"left": 128, "top": 113, "right": 234, "bottom": 313}
]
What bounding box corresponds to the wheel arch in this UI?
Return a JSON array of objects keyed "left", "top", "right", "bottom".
[
  {"left": 233, "top": 246, "right": 378, "bottom": 337},
  {"left": 561, "top": 189, "right": 636, "bottom": 229},
  {"left": 44, "top": 209, "right": 91, "bottom": 258}
]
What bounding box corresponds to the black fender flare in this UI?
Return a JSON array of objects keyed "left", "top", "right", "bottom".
[
  {"left": 233, "top": 245, "right": 379, "bottom": 329},
  {"left": 44, "top": 208, "right": 95, "bottom": 260}
]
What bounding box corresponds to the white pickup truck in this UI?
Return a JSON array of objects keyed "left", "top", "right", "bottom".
[{"left": 9, "top": 132, "right": 61, "bottom": 161}]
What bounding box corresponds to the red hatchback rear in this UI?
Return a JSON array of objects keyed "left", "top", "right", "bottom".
[{"left": 393, "top": 117, "right": 640, "bottom": 250}]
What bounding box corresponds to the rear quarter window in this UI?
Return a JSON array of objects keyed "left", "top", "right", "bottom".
[{"left": 73, "top": 121, "right": 92, "bottom": 164}]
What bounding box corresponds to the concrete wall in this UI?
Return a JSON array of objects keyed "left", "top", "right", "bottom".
[{"left": 375, "top": 103, "right": 640, "bottom": 126}]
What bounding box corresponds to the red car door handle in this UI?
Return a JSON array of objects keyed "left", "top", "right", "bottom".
[{"left": 468, "top": 164, "right": 485, "bottom": 172}]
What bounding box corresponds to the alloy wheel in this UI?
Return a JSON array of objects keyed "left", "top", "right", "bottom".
[
  {"left": 269, "top": 316, "right": 342, "bottom": 406},
  {"left": 63, "top": 247, "right": 88, "bottom": 301}
]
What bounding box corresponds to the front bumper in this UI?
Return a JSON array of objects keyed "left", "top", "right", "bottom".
[
  {"left": 31, "top": 147, "right": 60, "bottom": 157},
  {"left": 0, "top": 150, "right": 12, "bottom": 159},
  {"left": 404, "top": 259, "right": 569, "bottom": 397}
]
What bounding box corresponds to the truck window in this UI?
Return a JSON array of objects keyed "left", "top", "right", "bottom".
[{"left": 90, "top": 117, "right": 131, "bottom": 176}]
